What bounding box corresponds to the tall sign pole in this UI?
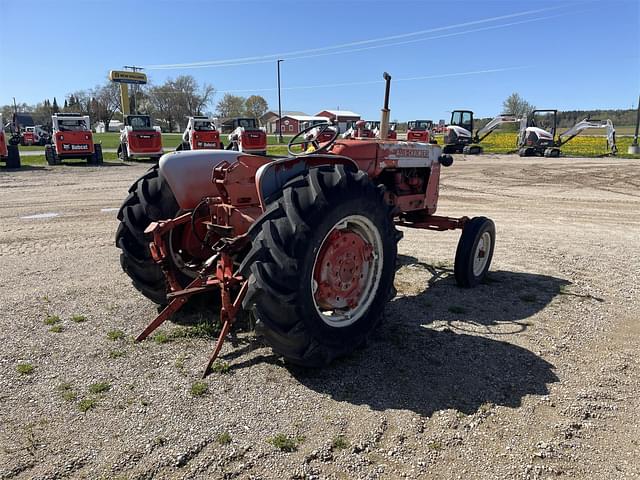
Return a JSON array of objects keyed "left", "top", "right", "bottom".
[{"left": 109, "top": 69, "right": 148, "bottom": 117}]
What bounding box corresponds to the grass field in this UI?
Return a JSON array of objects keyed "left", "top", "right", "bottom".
[
  {"left": 10, "top": 132, "right": 638, "bottom": 167},
  {"left": 17, "top": 133, "right": 295, "bottom": 151}
]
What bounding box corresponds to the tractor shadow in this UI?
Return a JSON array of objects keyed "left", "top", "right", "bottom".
[
  {"left": 291, "top": 260, "right": 570, "bottom": 417},
  {"left": 60, "top": 161, "right": 129, "bottom": 167}
]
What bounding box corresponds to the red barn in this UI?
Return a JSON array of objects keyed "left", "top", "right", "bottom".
[
  {"left": 273, "top": 115, "right": 330, "bottom": 135},
  {"left": 315, "top": 110, "right": 360, "bottom": 133}
]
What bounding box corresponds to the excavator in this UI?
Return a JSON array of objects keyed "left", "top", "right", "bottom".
[
  {"left": 517, "top": 109, "right": 617, "bottom": 157},
  {"left": 443, "top": 110, "right": 518, "bottom": 154}
]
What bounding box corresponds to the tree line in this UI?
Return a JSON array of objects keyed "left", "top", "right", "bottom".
[{"left": 1, "top": 75, "right": 270, "bottom": 132}]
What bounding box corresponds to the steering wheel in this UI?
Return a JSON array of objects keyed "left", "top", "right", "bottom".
[{"left": 287, "top": 123, "right": 339, "bottom": 156}]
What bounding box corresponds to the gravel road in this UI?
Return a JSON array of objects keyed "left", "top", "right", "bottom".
[{"left": 1, "top": 154, "right": 638, "bottom": 479}]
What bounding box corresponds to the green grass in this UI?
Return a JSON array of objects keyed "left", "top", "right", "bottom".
[
  {"left": 217, "top": 432, "right": 232, "bottom": 445},
  {"left": 267, "top": 433, "right": 304, "bottom": 452},
  {"left": 88, "top": 382, "right": 111, "bottom": 394},
  {"left": 78, "top": 398, "right": 97, "bottom": 412},
  {"left": 331, "top": 435, "right": 349, "bottom": 451},
  {"left": 210, "top": 361, "right": 231, "bottom": 374},
  {"left": 107, "top": 329, "right": 125, "bottom": 341},
  {"left": 58, "top": 383, "right": 77, "bottom": 402},
  {"left": 16, "top": 363, "right": 35, "bottom": 375},
  {"left": 109, "top": 350, "right": 126, "bottom": 359},
  {"left": 49, "top": 324, "right": 63, "bottom": 333},
  {"left": 190, "top": 381, "right": 208, "bottom": 396},
  {"left": 71, "top": 314, "right": 86, "bottom": 323},
  {"left": 153, "top": 331, "right": 171, "bottom": 344},
  {"left": 44, "top": 315, "right": 61, "bottom": 325},
  {"left": 427, "top": 440, "right": 443, "bottom": 451}
]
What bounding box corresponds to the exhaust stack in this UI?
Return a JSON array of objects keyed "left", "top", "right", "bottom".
[{"left": 380, "top": 72, "right": 391, "bottom": 141}]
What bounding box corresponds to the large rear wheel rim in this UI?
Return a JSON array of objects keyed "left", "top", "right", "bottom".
[{"left": 312, "top": 214, "right": 384, "bottom": 328}]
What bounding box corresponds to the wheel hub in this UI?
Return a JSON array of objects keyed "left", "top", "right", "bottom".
[{"left": 314, "top": 229, "right": 374, "bottom": 311}]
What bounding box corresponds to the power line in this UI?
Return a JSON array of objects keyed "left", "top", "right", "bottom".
[
  {"left": 144, "top": 6, "right": 566, "bottom": 70},
  {"left": 147, "top": 65, "right": 529, "bottom": 95}
]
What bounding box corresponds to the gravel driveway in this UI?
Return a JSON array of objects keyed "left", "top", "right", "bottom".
[{"left": 1, "top": 155, "right": 638, "bottom": 479}]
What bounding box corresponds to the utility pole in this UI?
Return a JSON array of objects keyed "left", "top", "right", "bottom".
[
  {"left": 629, "top": 94, "right": 640, "bottom": 154},
  {"left": 124, "top": 65, "right": 144, "bottom": 114},
  {"left": 277, "top": 59, "right": 284, "bottom": 143}
]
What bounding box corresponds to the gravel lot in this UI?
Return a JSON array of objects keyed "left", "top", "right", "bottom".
[{"left": 1, "top": 154, "right": 638, "bottom": 479}]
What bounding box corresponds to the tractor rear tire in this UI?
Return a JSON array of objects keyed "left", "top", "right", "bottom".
[
  {"left": 239, "top": 164, "right": 399, "bottom": 367},
  {"left": 115, "top": 166, "right": 185, "bottom": 304},
  {"left": 6, "top": 145, "right": 20, "bottom": 168},
  {"left": 454, "top": 217, "right": 495, "bottom": 288}
]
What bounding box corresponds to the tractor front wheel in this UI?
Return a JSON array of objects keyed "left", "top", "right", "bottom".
[
  {"left": 240, "top": 165, "right": 399, "bottom": 367},
  {"left": 454, "top": 217, "right": 495, "bottom": 288}
]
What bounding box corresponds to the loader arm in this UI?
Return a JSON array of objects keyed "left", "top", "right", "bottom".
[
  {"left": 558, "top": 118, "right": 617, "bottom": 154},
  {"left": 474, "top": 114, "right": 518, "bottom": 143}
]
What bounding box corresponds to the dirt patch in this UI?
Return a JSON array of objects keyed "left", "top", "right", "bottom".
[{"left": 1, "top": 156, "right": 638, "bottom": 479}]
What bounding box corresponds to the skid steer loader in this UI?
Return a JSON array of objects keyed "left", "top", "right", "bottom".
[
  {"left": 118, "top": 114, "right": 163, "bottom": 161},
  {"left": 115, "top": 72, "right": 496, "bottom": 376},
  {"left": 0, "top": 114, "right": 21, "bottom": 168},
  {"left": 45, "top": 113, "right": 103, "bottom": 165},
  {"left": 177, "top": 116, "right": 222, "bottom": 151},
  {"left": 221, "top": 118, "right": 267, "bottom": 155},
  {"left": 407, "top": 120, "right": 436, "bottom": 143}
]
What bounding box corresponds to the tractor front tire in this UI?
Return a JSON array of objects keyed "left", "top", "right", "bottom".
[
  {"left": 454, "top": 217, "right": 495, "bottom": 288},
  {"left": 240, "top": 165, "right": 399, "bottom": 367},
  {"left": 115, "top": 166, "right": 184, "bottom": 304}
]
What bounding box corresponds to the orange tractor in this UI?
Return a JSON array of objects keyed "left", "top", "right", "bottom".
[
  {"left": 116, "top": 73, "right": 496, "bottom": 375},
  {"left": 177, "top": 116, "right": 222, "bottom": 150},
  {"left": 45, "top": 113, "right": 103, "bottom": 165},
  {"left": 407, "top": 120, "right": 437, "bottom": 143},
  {"left": 0, "top": 114, "right": 21, "bottom": 168}
]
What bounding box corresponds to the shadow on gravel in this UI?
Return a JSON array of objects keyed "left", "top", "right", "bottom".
[
  {"left": 1, "top": 165, "right": 47, "bottom": 171},
  {"left": 292, "top": 261, "right": 567, "bottom": 417},
  {"left": 61, "top": 161, "right": 128, "bottom": 167}
]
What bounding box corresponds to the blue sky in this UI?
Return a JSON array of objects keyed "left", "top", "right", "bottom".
[{"left": 0, "top": 0, "right": 638, "bottom": 121}]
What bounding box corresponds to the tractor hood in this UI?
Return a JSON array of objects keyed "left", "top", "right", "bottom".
[{"left": 159, "top": 150, "right": 247, "bottom": 209}]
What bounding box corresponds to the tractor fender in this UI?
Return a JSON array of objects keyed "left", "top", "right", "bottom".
[
  {"left": 158, "top": 150, "right": 246, "bottom": 210},
  {"left": 255, "top": 154, "right": 358, "bottom": 206}
]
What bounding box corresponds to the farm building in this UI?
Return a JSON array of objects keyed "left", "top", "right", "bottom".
[
  {"left": 315, "top": 110, "right": 360, "bottom": 133},
  {"left": 260, "top": 110, "right": 308, "bottom": 133},
  {"left": 269, "top": 114, "right": 330, "bottom": 134}
]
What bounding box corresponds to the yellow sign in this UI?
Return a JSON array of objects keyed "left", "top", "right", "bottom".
[{"left": 109, "top": 70, "right": 147, "bottom": 85}]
